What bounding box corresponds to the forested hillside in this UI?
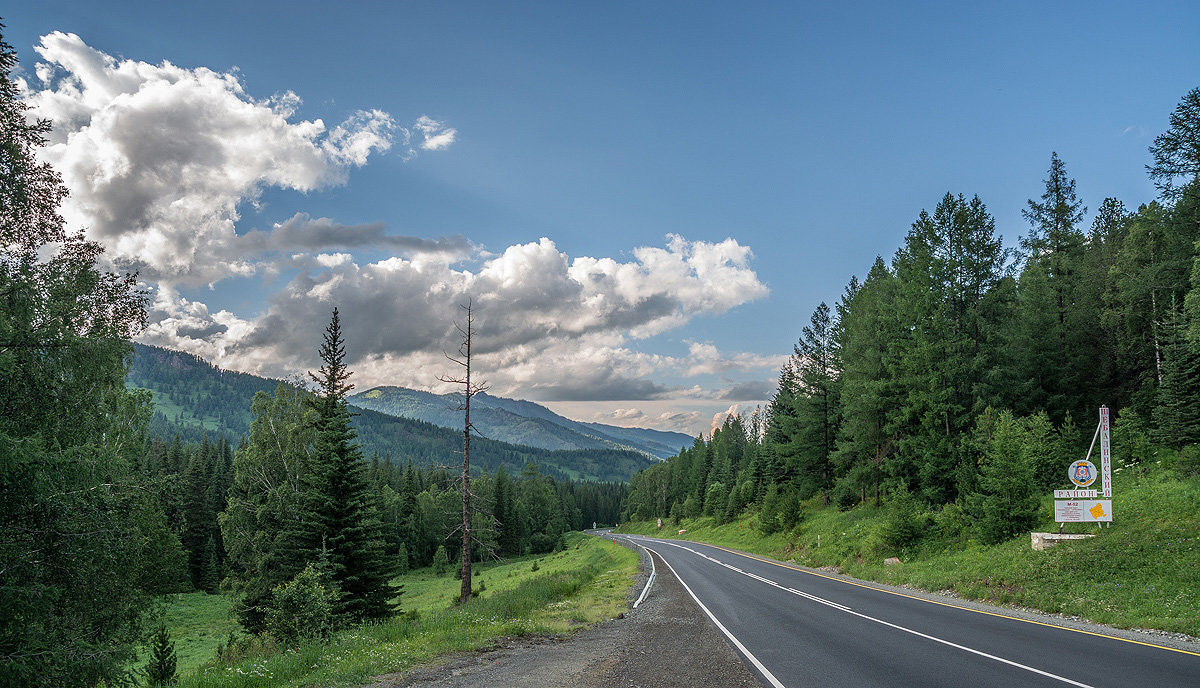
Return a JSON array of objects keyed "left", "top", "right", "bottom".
[
  {"left": 128, "top": 343, "right": 657, "bottom": 482},
  {"left": 350, "top": 385, "right": 691, "bottom": 458},
  {"left": 626, "top": 89, "right": 1200, "bottom": 547}
]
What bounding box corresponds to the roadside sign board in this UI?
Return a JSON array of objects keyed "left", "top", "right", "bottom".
[
  {"left": 1054, "top": 499, "right": 1113, "bottom": 523},
  {"left": 1054, "top": 489, "right": 1097, "bottom": 499}
]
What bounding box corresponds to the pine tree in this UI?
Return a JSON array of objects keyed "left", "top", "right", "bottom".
[{"left": 1147, "top": 87, "right": 1200, "bottom": 203}]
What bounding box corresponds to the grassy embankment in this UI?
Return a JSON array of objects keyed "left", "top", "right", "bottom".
[
  {"left": 160, "top": 532, "right": 637, "bottom": 687},
  {"left": 617, "top": 463, "right": 1199, "bottom": 636}
]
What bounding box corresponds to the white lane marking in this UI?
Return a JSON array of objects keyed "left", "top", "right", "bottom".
[
  {"left": 646, "top": 547, "right": 787, "bottom": 688},
  {"left": 644, "top": 537, "right": 1097, "bottom": 688},
  {"left": 634, "top": 541, "right": 656, "bottom": 608},
  {"left": 654, "top": 540, "right": 852, "bottom": 611}
]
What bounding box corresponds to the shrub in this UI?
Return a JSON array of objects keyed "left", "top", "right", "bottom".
[
  {"left": 265, "top": 563, "right": 338, "bottom": 644},
  {"left": 934, "top": 502, "right": 970, "bottom": 544},
  {"left": 704, "top": 482, "right": 728, "bottom": 517},
  {"left": 777, "top": 487, "right": 803, "bottom": 531},
  {"left": 529, "top": 532, "right": 555, "bottom": 554},
  {"left": 966, "top": 409, "right": 1041, "bottom": 544},
  {"left": 879, "top": 489, "right": 926, "bottom": 550},
  {"left": 432, "top": 545, "right": 450, "bottom": 575}
]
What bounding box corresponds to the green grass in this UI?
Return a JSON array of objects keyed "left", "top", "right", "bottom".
[
  {"left": 618, "top": 466, "right": 1200, "bottom": 636},
  {"left": 160, "top": 593, "right": 240, "bottom": 675},
  {"left": 165, "top": 532, "right": 637, "bottom": 687}
]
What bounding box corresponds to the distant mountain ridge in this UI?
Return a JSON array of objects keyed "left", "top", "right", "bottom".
[
  {"left": 349, "top": 386, "right": 692, "bottom": 460},
  {"left": 125, "top": 343, "right": 662, "bottom": 482}
]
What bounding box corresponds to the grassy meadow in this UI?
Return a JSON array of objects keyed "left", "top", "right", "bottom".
[{"left": 157, "top": 532, "right": 637, "bottom": 687}]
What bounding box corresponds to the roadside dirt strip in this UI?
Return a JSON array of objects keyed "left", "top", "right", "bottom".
[{"left": 367, "top": 548, "right": 762, "bottom": 688}]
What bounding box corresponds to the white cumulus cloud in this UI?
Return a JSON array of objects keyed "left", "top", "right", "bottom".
[
  {"left": 138, "top": 235, "right": 771, "bottom": 410},
  {"left": 19, "top": 32, "right": 454, "bottom": 286}
]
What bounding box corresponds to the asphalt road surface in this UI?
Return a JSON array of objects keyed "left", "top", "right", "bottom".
[{"left": 604, "top": 532, "right": 1200, "bottom": 688}]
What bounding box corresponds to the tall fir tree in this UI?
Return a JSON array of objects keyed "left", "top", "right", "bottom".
[
  {"left": 833, "top": 257, "right": 899, "bottom": 505},
  {"left": 297, "top": 309, "right": 399, "bottom": 623}
]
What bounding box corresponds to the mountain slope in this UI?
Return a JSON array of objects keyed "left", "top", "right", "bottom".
[
  {"left": 126, "top": 343, "right": 656, "bottom": 482},
  {"left": 350, "top": 386, "right": 692, "bottom": 459}
]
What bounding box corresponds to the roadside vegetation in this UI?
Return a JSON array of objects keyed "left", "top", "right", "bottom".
[
  {"left": 159, "top": 533, "right": 635, "bottom": 688},
  {"left": 618, "top": 458, "right": 1200, "bottom": 637}
]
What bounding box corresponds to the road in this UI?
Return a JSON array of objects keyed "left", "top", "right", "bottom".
[{"left": 603, "top": 532, "right": 1200, "bottom": 688}]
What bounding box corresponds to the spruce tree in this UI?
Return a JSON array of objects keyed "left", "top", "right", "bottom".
[
  {"left": 890, "top": 193, "right": 1007, "bottom": 503},
  {"left": 298, "top": 309, "right": 399, "bottom": 623},
  {"left": 833, "top": 258, "right": 898, "bottom": 505},
  {"left": 1154, "top": 337, "right": 1200, "bottom": 457},
  {"left": 144, "top": 623, "right": 177, "bottom": 686}
]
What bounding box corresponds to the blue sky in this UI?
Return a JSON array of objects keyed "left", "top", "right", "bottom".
[{"left": 9, "top": 2, "right": 1199, "bottom": 435}]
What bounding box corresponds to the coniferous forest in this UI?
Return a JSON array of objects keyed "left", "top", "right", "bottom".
[{"left": 625, "top": 89, "right": 1200, "bottom": 547}]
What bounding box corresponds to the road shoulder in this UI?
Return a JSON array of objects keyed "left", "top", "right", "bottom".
[{"left": 366, "top": 547, "right": 763, "bottom": 688}]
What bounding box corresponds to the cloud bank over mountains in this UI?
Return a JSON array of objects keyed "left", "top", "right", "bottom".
[{"left": 20, "top": 32, "right": 780, "bottom": 433}]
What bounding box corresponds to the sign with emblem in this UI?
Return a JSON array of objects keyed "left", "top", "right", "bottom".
[
  {"left": 1049, "top": 408, "right": 1115, "bottom": 530},
  {"left": 1068, "top": 460, "right": 1097, "bottom": 487}
]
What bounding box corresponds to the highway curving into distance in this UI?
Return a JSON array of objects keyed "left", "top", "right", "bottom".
[{"left": 602, "top": 532, "right": 1200, "bottom": 688}]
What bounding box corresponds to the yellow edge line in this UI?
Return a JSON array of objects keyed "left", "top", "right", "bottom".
[{"left": 674, "top": 539, "right": 1200, "bottom": 659}]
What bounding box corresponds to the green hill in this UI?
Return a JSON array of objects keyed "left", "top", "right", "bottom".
[{"left": 126, "top": 343, "right": 656, "bottom": 482}]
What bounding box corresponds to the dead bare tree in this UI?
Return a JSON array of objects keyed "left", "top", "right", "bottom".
[{"left": 437, "top": 300, "right": 489, "bottom": 604}]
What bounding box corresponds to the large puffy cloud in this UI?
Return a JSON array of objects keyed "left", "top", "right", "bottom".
[
  {"left": 139, "top": 235, "right": 773, "bottom": 410},
  {"left": 19, "top": 32, "right": 455, "bottom": 285}
]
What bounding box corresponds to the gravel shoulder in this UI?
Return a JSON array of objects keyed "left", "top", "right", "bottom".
[{"left": 365, "top": 546, "right": 763, "bottom": 688}]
